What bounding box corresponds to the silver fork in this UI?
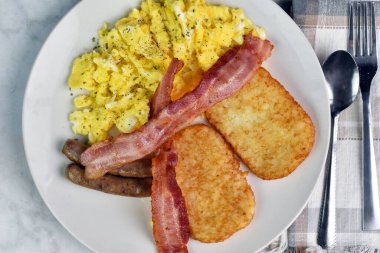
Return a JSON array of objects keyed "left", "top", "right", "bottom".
[{"left": 349, "top": 1, "right": 380, "bottom": 231}]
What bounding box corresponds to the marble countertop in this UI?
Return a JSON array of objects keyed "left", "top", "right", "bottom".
[
  {"left": 0, "top": 1, "right": 90, "bottom": 252},
  {"left": 0, "top": 0, "right": 287, "bottom": 252}
]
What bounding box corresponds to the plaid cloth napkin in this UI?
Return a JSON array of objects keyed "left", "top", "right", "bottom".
[{"left": 261, "top": 1, "right": 380, "bottom": 252}]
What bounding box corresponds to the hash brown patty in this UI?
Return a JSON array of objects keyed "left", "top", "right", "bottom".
[
  {"left": 205, "top": 68, "right": 315, "bottom": 180},
  {"left": 173, "top": 124, "right": 255, "bottom": 242}
]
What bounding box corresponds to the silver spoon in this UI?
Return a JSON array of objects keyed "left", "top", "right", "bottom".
[{"left": 317, "top": 50, "right": 359, "bottom": 249}]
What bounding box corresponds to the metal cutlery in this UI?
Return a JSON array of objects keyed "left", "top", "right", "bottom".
[
  {"left": 317, "top": 51, "right": 359, "bottom": 249},
  {"left": 349, "top": 1, "right": 380, "bottom": 231}
]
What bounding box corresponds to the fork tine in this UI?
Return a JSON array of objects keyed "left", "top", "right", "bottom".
[
  {"left": 370, "top": 1, "right": 377, "bottom": 56},
  {"left": 348, "top": 2, "right": 355, "bottom": 54},
  {"left": 364, "top": 2, "right": 369, "bottom": 55},
  {"left": 356, "top": 2, "right": 362, "bottom": 56}
]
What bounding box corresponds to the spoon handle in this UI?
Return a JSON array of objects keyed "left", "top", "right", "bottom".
[
  {"left": 362, "top": 92, "right": 380, "bottom": 230},
  {"left": 317, "top": 115, "right": 337, "bottom": 249}
]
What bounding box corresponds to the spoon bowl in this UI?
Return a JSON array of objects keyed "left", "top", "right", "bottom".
[{"left": 323, "top": 50, "right": 360, "bottom": 116}]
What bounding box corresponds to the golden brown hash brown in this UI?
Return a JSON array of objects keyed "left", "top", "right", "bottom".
[
  {"left": 205, "top": 68, "right": 315, "bottom": 180},
  {"left": 173, "top": 124, "right": 255, "bottom": 243}
]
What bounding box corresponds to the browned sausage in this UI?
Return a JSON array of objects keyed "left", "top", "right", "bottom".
[
  {"left": 65, "top": 164, "right": 152, "bottom": 197},
  {"left": 62, "top": 139, "right": 152, "bottom": 178},
  {"left": 62, "top": 139, "right": 87, "bottom": 164},
  {"left": 108, "top": 159, "right": 152, "bottom": 178}
]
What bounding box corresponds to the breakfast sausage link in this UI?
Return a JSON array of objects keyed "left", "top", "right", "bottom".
[
  {"left": 108, "top": 159, "right": 152, "bottom": 178},
  {"left": 62, "top": 139, "right": 87, "bottom": 164},
  {"left": 62, "top": 139, "right": 152, "bottom": 178},
  {"left": 65, "top": 164, "right": 152, "bottom": 197}
]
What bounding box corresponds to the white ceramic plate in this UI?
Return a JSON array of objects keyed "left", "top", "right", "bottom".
[{"left": 23, "top": 0, "right": 330, "bottom": 252}]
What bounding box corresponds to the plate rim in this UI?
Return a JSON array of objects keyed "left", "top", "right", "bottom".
[
  {"left": 21, "top": 0, "right": 97, "bottom": 251},
  {"left": 21, "top": 0, "right": 331, "bottom": 252}
]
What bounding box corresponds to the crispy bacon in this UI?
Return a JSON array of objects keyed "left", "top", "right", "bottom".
[
  {"left": 151, "top": 142, "right": 189, "bottom": 253},
  {"left": 150, "top": 58, "right": 184, "bottom": 118},
  {"left": 81, "top": 34, "right": 273, "bottom": 179}
]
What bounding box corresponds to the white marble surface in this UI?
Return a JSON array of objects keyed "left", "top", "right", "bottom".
[
  {"left": 0, "top": 1, "right": 91, "bottom": 252},
  {"left": 0, "top": 0, "right": 287, "bottom": 252}
]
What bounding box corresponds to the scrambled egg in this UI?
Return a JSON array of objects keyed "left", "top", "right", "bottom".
[{"left": 68, "top": 0, "right": 265, "bottom": 144}]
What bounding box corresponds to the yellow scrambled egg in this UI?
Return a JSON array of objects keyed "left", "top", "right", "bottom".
[{"left": 68, "top": 0, "right": 265, "bottom": 144}]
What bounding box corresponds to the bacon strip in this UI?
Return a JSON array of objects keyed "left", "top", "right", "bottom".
[
  {"left": 151, "top": 142, "right": 189, "bottom": 253},
  {"left": 150, "top": 58, "right": 184, "bottom": 118},
  {"left": 81, "top": 34, "right": 273, "bottom": 179}
]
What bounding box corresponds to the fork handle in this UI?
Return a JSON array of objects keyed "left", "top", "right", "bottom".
[
  {"left": 317, "top": 115, "right": 337, "bottom": 248},
  {"left": 362, "top": 92, "right": 380, "bottom": 230}
]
